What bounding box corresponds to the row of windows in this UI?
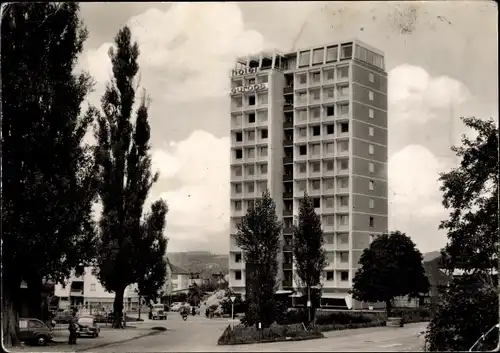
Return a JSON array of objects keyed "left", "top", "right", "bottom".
[
  {"left": 231, "top": 75, "right": 268, "bottom": 88},
  {"left": 231, "top": 269, "right": 350, "bottom": 282},
  {"left": 231, "top": 93, "right": 268, "bottom": 108},
  {"left": 295, "top": 66, "right": 349, "bottom": 85},
  {"left": 295, "top": 86, "right": 349, "bottom": 103},
  {"left": 297, "top": 43, "right": 353, "bottom": 68}
]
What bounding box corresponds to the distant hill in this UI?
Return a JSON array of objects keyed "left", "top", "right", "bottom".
[
  {"left": 423, "top": 251, "right": 441, "bottom": 262},
  {"left": 167, "top": 251, "right": 228, "bottom": 279}
]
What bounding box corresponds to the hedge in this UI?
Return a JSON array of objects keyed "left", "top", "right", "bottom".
[
  {"left": 217, "top": 323, "right": 324, "bottom": 345},
  {"left": 314, "top": 320, "right": 385, "bottom": 332},
  {"left": 391, "top": 307, "right": 431, "bottom": 324}
]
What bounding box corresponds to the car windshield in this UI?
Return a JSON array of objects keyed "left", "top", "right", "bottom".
[
  {"left": 154, "top": 305, "right": 164, "bottom": 309},
  {"left": 78, "top": 317, "right": 94, "bottom": 325},
  {"left": 470, "top": 325, "right": 499, "bottom": 351}
]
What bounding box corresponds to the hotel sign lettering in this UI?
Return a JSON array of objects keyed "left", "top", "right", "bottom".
[
  {"left": 232, "top": 67, "right": 259, "bottom": 76},
  {"left": 231, "top": 83, "right": 267, "bottom": 95}
]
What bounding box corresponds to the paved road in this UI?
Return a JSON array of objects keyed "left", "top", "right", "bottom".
[{"left": 91, "top": 315, "right": 428, "bottom": 352}]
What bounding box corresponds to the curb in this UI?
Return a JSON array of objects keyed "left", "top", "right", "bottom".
[{"left": 75, "top": 330, "right": 163, "bottom": 352}]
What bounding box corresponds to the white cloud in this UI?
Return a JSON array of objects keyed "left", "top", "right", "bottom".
[
  {"left": 388, "top": 145, "right": 448, "bottom": 252},
  {"left": 152, "top": 131, "right": 230, "bottom": 249}
]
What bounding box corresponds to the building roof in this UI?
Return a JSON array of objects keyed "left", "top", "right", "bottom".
[
  {"left": 166, "top": 258, "right": 194, "bottom": 275},
  {"left": 423, "top": 256, "right": 452, "bottom": 288}
]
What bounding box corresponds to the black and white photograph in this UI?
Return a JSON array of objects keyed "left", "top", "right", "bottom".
[{"left": 1, "top": 1, "right": 498, "bottom": 352}]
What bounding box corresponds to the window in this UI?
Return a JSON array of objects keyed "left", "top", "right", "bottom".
[
  {"left": 340, "top": 196, "right": 349, "bottom": 207},
  {"left": 340, "top": 44, "right": 353, "bottom": 59},
  {"left": 232, "top": 114, "right": 242, "bottom": 126},
  {"left": 247, "top": 130, "right": 255, "bottom": 141},
  {"left": 338, "top": 233, "right": 349, "bottom": 244},
  {"left": 325, "top": 178, "right": 335, "bottom": 189},
  {"left": 369, "top": 216, "right": 374, "bottom": 227},
  {"left": 326, "top": 45, "right": 338, "bottom": 62},
  {"left": 235, "top": 183, "right": 242, "bottom": 193},
  {"left": 299, "top": 145, "right": 307, "bottom": 155},
  {"left": 258, "top": 111, "right": 268, "bottom": 122},
  {"left": 340, "top": 252, "right": 349, "bottom": 263},
  {"left": 90, "top": 284, "right": 96, "bottom": 291},
  {"left": 337, "top": 66, "right": 348, "bottom": 79},
  {"left": 326, "top": 124, "right": 334, "bottom": 134},
  {"left": 235, "top": 270, "right": 242, "bottom": 280},
  {"left": 325, "top": 197, "right": 334, "bottom": 208},
  {"left": 248, "top": 95, "right": 256, "bottom": 106},
  {"left": 297, "top": 92, "right": 307, "bottom": 103},
  {"left": 246, "top": 165, "right": 254, "bottom": 176},
  {"left": 341, "top": 123, "right": 349, "bottom": 133},
  {"left": 248, "top": 78, "right": 256, "bottom": 85},
  {"left": 235, "top": 132, "right": 242, "bottom": 142},
  {"left": 311, "top": 107, "right": 321, "bottom": 119},
  {"left": 324, "top": 88, "right": 334, "bottom": 99},
  {"left": 247, "top": 147, "right": 255, "bottom": 158},
  {"left": 325, "top": 233, "right": 334, "bottom": 244},
  {"left": 326, "top": 271, "right": 334, "bottom": 281},
  {"left": 369, "top": 126, "right": 374, "bottom": 136},
  {"left": 235, "top": 253, "right": 242, "bottom": 263},
  {"left": 369, "top": 162, "right": 374, "bottom": 173},
  {"left": 311, "top": 72, "right": 321, "bottom": 83},
  {"left": 369, "top": 180, "right": 374, "bottom": 190},
  {"left": 298, "top": 73, "right": 307, "bottom": 85},
  {"left": 313, "top": 198, "right": 320, "bottom": 208},
  {"left": 258, "top": 75, "right": 268, "bottom": 84},
  {"left": 247, "top": 182, "right": 254, "bottom": 193},
  {"left": 298, "top": 180, "right": 306, "bottom": 191},
  {"left": 340, "top": 215, "right": 349, "bottom": 225},
  {"left": 340, "top": 178, "right": 349, "bottom": 189},
  {"left": 298, "top": 163, "right": 307, "bottom": 173},
  {"left": 232, "top": 79, "right": 243, "bottom": 89},
  {"left": 311, "top": 144, "right": 320, "bottom": 156},
  {"left": 325, "top": 143, "right": 334, "bottom": 154},
  {"left": 339, "top": 104, "right": 349, "bottom": 115},
  {"left": 324, "top": 69, "right": 334, "bottom": 81},
  {"left": 258, "top": 181, "right": 267, "bottom": 193},
  {"left": 369, "top": 199, "right": 375, "bottom": 209},
  {"left": 325, "top": 215, "right": 334, "bottom": 225},
  {"left": 233, "top": 97, "right": 243, "bottom": 108},
  {"left": 258, "top": 93, "right": 268, "bottom": 104},
  {"left": 340, "top": 271, "right": 349, "bottom": 281},
  {"left": 369, "top": 72, "right": 375, "bottom": 83},
  {"left": 311, "top": 89, "right": 320, "bottom": 101},
  {"left": 171, "top": 274, "right": 178, "bottom": 280},
  {"left": 312, "top": 180, "right": 321, "bottom": 190},
  {"left": 312, "top": 48, "right": 324, "bottom": 65},
  {"left": 248, "top": 200, "right": 255, "bottom": 209},
  {"left": 338, "top": 85, "right": 349, "bottom": 97},
  {"left": 368, "top": 91, "right": 374, "bottom": 101},
  {"left": 235, "top": 149, "right": 242, "bottom": 159},
  {"left": 369, "top": 108, "right": 374, "bottom": 119},
  {"left": 234, "top": 200, "right": 242, "bottom": 210},
  {"left": 261, "top": 129, "right": 268, "bottom": 139},
  {"left": 260, "top": 164, "right": 267, "bottom": 175},
  {"left": 311, "top": 162, "right": 321, "bottom": 172},
  {"left": 260, "top": 146, "right": 268, "bottom": 157},
  {"left": 338, "top": 141, "right": 348, "bottom": 152},
  {"left": 325, "top": 160, "right": 334, "bottom": 171},
  {"left": 312, "top": 126, "right": 321, "bottom": 136},
  {"left": 28, "top": 320, "right": 44, "bottom": 329},
  {"left": 234, "top": 166, "right": 242, "bottom": 176},
  {"left": 297, "top": 109, "right": 307, "bottom": 121},
  {"left": 248, "top": 113, "right": 255, "bottom": 123},
  {"left": 326, "top": 106, "right": 334, "bottom": 116},
  {"left": 340, "top": 159, "right": 348, "bottom": 170},
  {"left": 369, "top": 144, "right": 374, "bottom": 154},
  {"left": 299, "top": 50, "right": 311, "bottom": 67}
]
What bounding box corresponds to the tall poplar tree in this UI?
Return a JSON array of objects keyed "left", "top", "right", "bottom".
[{"left": 92, "top": 26, "right": 168, "bottom": 328}]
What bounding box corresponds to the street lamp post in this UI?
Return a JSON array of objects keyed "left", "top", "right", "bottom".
[{"left": 230, "top": 296, "right": 236, "bottom": 330}]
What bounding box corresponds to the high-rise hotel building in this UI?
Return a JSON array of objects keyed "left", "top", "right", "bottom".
[{"left": 229, "top": 39, "right": 388, "bottom": 309}]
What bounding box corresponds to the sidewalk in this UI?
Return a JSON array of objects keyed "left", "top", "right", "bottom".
[{"left": 10, "top": 327, "right": 164, "bottom": 352}]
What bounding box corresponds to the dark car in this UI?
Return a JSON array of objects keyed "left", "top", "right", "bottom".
[
  {"left": 19, "top": 318, "right": 53, "bottom": 346},
  {"left": 77, "top": 315, "right": 100, "bottom": 338}
]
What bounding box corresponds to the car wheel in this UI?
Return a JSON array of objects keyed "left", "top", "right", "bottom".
[
  {"left": 37, "top": 335, "right": 47, "bottom": 346},
  {"left": 93, "top": 332, "right": 98, "bottom": 338}
]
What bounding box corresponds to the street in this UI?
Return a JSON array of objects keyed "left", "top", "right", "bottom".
[{"left": 90, "top": 315, "right": 427, "bottom": 352}]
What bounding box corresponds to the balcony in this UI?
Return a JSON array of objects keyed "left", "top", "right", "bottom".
[
  {"left": 309, "top": 188, "right": 321, "bottom": 196},
  {"left": 337, "top": 148, "right": 349, "bottom": 157},
  {"left": 70, "top": 289, "right": 84, "bottom": 297},
  {"left": 336, "top": 242, "right": 349, "bottom": 251},
  {"left": 283, "top": 174, "right": 293, "bottom": 182},
  {"left": 283, "top": 227, "right": 293, "bottom": 234},
  {"left": 337, "top": 186, "right": 349, "bottom": 194},
  {"left": 283, "top": 156, "right": 293, "bottom": 164},
  {"left": 282, "top": 279, "right": 293, "bottom": 289},
  {"left": 284, "top": 102, "right": 294, "bottom": 111},
  {"left": 337, "top": 224, "right": 349, "bottom": 231},
  {"left": 232, "top": 209, "right": 244, "bottom": 217},
  {"left": 231, "top": 104, "right": 243, "bottom": 112},
  {"left": 283, "top": 139, "right": 293, "bottom": 147},
  {"left": 296, "top": 99, "right": 307, "bottom": 108},
  {"left": 284, "top": 86, "right": 294, "bottom": 94},
  {"left": 336, "top": 262, "right": 350, "bottom": 270},
  {"left": 283, "top": 243, "right": 293, "bottom": 252},
  {"left": 283, "top": 209, "right": 293, "bottom": 217},
  {"left": 337, "top": 168, "right": 349, "bottom": 176},
  {"left": 283, "top": 121, "right": 294, "bottom": 129},
  {"left": 337, "top": 204, "right": 349, "bottom": 213},
  {"left": 283, "top": 262, "right": 293, "bottom": 270},
  {"left": 230, "top": 261, "right": 245, "bottom": 270},
  {"left": 230, "top": 280, "right": 245, "bottom": 288},
  {"left": 283, "top": 192, "right": 293, "bottom": 199}
]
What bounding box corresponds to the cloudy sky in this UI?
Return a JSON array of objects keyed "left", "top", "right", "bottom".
[{"left": 78, "top": 1, "right": 498, "bottom": 254}]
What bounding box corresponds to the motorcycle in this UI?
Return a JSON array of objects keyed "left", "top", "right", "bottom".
[{"left": 180, "top": 309, "right": 188, "bottom": 321}]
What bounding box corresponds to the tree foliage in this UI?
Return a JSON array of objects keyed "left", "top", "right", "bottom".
[
  {"left": 187, "top": 283, "right": 202, "bottom": 306},
  {"left": 426, "top": 117, "right": 499, "bottom": 351},
  {"left": 2, "top": 2, "right": 98, "bottom": 346},
  {"left": 235, "top": 189, "right": 282, "bottom": 327},
  {"left": 293, "top": 192, "right": 327, "bottom": 324},
  {"left": 92, "top": 26, "right": 168, "bottom": 328},
  {"left": 351, "top": 231, "right": 429, "bottom": 315}
]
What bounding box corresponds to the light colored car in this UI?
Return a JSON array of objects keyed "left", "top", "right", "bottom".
[
  {"left": 151, "top": 304, "right": 167, "bottom": 320},
  {"left": 170, "top": 302, "right": 189, "bottom": 312},
  {"left": 77, "top": 315, "right": 100, "bottom": 338}
]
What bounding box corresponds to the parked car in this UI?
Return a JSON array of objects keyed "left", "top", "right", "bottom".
[
  {"left": 77, "top": 315, "right": 100, "bottom": 338},
  {"left": 19, "top": 318, "right": 53, "bottom": 346},
  {"left": 150, "top": 304, "right": 167, "bottom": 320},
  {"left": 169, "top": 302, "right": 183, "bottom": 312}
]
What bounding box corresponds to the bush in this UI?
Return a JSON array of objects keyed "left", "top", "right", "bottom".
[
  {"left": 217, "top": 323, "right": 324, "bottom": 345},
  {"left": 314, "top": 320, "right": 384, "bottom": 332},
  {"left": 315, "top": 311, "right": 381, "bottom": 326},
  {"left": 391, "top": 307, "right": 431, "bottom": 324}
]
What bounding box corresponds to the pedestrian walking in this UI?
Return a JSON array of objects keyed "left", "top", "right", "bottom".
[{"left": 67, "top": 310, "right": 78, "bottom": 345}]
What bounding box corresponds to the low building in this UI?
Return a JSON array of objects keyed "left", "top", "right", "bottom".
[{"left": 166, "top": 259, "right": 201, "bottom": 295}]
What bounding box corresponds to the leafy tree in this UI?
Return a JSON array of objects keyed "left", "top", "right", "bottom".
[
  {"left": 92, "top": 26, "right": 168, "bottom": 328},
  {"left": 1, "top": 3, "right": 98, "bottom": 346},
  {"left": 293, "top": 192, "right": 327, "bottom": 325},
  {"left": 235, "top": 189, "right": 282, "bottom": 327},
  {"left": 426, "top": 117, "right": 499, "bottom": 351},
  {"left": 187, "top": 283, "right": 202, "bottom": 306},
  {"left": 351, "top": 231, "right": 429, "bottom": 316}
]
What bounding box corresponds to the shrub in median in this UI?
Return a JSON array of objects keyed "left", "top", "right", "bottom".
[
  {"left": 315, "top": 310, "right": 384, "bottom": 326},
  {"left": 217, "top": 323, "right": 324, "bottom": 345},
  {"left": 314, "top": 320, "right": 384, "bottom": 332}
]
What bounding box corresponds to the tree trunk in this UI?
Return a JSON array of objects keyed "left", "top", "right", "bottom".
[
  {"left": 113, "top": 288, "right": 125, "bottom": 329},
  {"left": 385, "top": 299, "right": 392, "bottom": 317},
  {"left": 138, "top": 296, "right": 141, "bottom": 320},
  {"left": 2, "top": 286, "right": 21, "bottom": 347}
]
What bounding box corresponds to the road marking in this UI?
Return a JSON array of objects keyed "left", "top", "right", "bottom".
[{"left": 380, "top": 343, "right": 403, "bottom": 348}]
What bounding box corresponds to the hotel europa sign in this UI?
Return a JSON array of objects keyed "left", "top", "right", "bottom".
[
  {"left": 231, "top": 83, "right": 268, "bottom": 95},
  {"left": 232, "top": 67, "right": 259, "bottom": 76}
]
